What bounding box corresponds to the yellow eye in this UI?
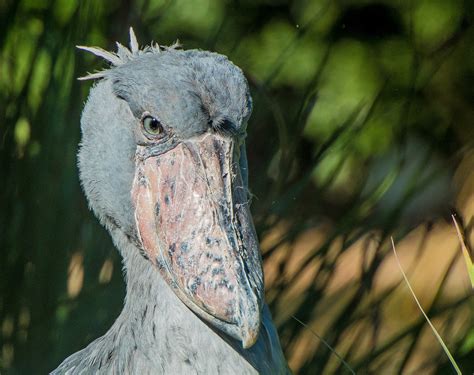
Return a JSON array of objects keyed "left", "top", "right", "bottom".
[{"left": 142, "top": 116, "right": 163, "bottom": 135}]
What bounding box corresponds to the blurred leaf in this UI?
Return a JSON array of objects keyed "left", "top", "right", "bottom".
[
  {"left": 28, "top": 49, "right": 52, "bottom": 113},
  {"left": 356, "top": 100, "right": 402, "bottom": 156},
  {"left": 21, "top": 0, "right": 49, "bottom": 11},
  {"left": 159, "top": 0, "right": 223, "bottom": 38},
  {"left": 376, "top": 38, "right": 414, "bottom": 88},
  {"left": 56, "top": 305, "right": 70, "bottom": 323},
  {"left": 412, "top": 0, "right": 463, "bottom": 51},
  {"left": 28, "top": 140, "right": 41, "bottom": 158},
  {"left": 3, "top": 19, "right": 43, "bottom": 95},
  {"left": 53, "top": 0, "right": 78, "bottom": 25},
  {"left": 460, "top": 328, "right": 474, "bottom": 355},
  {"left": 304, "top": 39, "right": 382, "bottom": 141},
  {"left": 14, "top": 117, "right": 31, "bottom": 149},
  {"left": 294, "top": 1, "right": 339, "bottom": 36},
  {"left": 239, "top": 20, "right": 295, "bottom": 82},
  {"left": 53, "top": 49, "right": 75, "bottom": 103}
]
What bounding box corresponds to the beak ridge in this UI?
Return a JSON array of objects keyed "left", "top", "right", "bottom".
[{"left": 132, "top": 133, "right": 264, "bottom": 347}]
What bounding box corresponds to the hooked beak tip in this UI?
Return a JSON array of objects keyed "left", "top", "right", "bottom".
[
  {"left": 241, "top": 330, "right": 259, "bottom": 349},
  {"left": 239, "top": 308, "right": 262, "bottom": 349}
]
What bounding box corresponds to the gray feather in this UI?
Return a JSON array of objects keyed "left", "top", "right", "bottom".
[{"left": 129, "top": 27, "right": 139, "bottom": 54}]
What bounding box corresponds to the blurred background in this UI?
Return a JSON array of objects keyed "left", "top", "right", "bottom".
[{"left": 0, "top": 0, "right": 473, "bottom": 373}]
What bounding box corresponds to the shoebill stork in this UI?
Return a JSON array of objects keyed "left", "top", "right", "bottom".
[{"left": 52, "top": 29, "right": 289, "bottom": 374}]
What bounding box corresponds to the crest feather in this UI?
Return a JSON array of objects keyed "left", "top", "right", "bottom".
[
  {"left": 77, "top": 27, "right": 182, "bottom": 81},
  {"left": 77, "top": 71, "right": 108, "bottom": 81},
  {"left": 76, "top": 46, "right": 122, "bottom": 66},
  {"left": 129, "top": 27, "right": 139, "bottom": 53},
  {"left": 116, "top": 42, "right": 133, "bottom": 61}
]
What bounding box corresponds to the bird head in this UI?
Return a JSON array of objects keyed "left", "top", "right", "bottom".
[{"left": 77, "top": 29, "right": 263, "bottom": 348}]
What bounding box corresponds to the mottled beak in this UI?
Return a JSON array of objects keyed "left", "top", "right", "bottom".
[{"left": 132, "top": 133, "right": 264, "bottom": 348}]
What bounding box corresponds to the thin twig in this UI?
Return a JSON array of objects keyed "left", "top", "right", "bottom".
[
  {"left": 390, "top": 237, "right": 462, "bottom": 375},
  {"left": 452, "top": 214, "right": 474, "bottom": 288},
  {"left": 291, "top": 315, "right": 355, "bottom": 375}
]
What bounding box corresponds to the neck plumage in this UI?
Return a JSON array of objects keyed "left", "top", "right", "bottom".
[
  {"left": 108, "top": 226, "right": 259, "bottom": 373},
  {"left": 52, "top": 226, "right": 288, "bottom": 374}
]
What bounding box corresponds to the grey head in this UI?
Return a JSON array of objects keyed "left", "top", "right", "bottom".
[{"left": 78, "top": 28, "right": 263, "bottom": 348}]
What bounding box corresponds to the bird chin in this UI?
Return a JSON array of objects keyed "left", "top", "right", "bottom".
[{"left": 131, "top": 133, "right": 264, "bottom": 349}]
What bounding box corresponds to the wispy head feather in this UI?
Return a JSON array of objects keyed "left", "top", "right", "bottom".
[{"left": 77, "top": 27, "right": 181, "bottom": 81}]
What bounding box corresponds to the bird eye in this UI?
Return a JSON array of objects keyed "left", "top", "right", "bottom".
[{"left": 142, "top": 116, "right": 163, "bottom": 136}]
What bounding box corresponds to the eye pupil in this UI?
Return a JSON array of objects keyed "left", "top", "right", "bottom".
[
  {"left": 149, "top": 119, "right": 158, "bottom": 130},
  {"left": 142, "top": 115, "right": 163, "bottom": 135}
]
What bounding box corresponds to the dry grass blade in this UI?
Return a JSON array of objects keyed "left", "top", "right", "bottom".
[
  {"left": 291, "top": 315, "right": 355, "bottom": 375},
  {"left": 451, "top": 214, "right": 474, "bottom": 288},
  {"left": 390, "top": 237, "right": 462, "bottom": 375}
]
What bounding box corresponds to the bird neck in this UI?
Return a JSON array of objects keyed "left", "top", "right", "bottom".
[
  {"left": 113, "top": 225, "right": 198, "bottom": 331},
  {"left": 106, "top": 226, "right": 261, "bottom": 373}
]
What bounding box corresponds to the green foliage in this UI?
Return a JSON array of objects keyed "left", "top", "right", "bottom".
[
  {"left": 53, "top": 0, "right": 78, "bottom": 25},
  {"left": 412, "top": 0, "right": 463, "bottom": 50},
  {"left": 13, "top": 118, "right": 31, "bottom": 148},
  {"left": 160, "top": 0, "right": 224, "bottom": 37},
  {"left": 28, "top": 49, "right": 52, "bottom": 113}
]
